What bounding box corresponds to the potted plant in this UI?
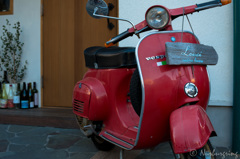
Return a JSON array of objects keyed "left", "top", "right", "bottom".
[
  {"left": 0, "top": 67, "right": 2, "bottom": 82},
  {"left": 0, "top": 19, "right": 27, "bottom": 84}
]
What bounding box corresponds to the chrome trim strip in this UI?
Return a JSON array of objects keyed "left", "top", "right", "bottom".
[
  {"left": 100, "top": 135, "right": 131, "bottom": 150},
  {"left": 134, "top": 32, "right": 148, "bottom": 146},
  {"left": 104, "top": 131, "right": 134, "bottom": 148},
  {"left": 134, "top": 30, "right": 200, "bottom": 146}
]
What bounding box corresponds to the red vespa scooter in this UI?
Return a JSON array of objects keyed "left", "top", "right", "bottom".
[{"left": 72, "top": 0, "right": 231, "bottom": 158}]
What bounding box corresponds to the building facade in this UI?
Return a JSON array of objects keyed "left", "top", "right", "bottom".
[{"left": 0, "top": 0, "right": 234, "bottom": 148}]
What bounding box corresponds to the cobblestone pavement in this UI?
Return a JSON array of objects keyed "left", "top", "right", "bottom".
[{"left": 0, "top": 124, "right": 239, "bottom": 159}]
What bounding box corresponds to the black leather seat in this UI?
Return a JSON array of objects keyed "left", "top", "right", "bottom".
[{"left": 84, "top": 46, "right": 136, "bottom": 69}]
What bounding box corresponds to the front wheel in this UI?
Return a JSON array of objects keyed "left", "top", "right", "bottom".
[{"left": 176, "top": 140, "right": 216, "bottom": 159}]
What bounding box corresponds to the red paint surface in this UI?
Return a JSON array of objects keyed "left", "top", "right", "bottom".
[
  {"left": 134, "top": 31, "right": 211, "bottom": 149},
  {"left": 72, "top": 3, "right": 216, "bottom": 152},
  {"left": 170, "top": 105, "right": 215, "bottom": 154}
]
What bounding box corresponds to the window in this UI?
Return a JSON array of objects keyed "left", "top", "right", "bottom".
[{"left": 0, "top": 0, "right": 13, "bottom": 15}]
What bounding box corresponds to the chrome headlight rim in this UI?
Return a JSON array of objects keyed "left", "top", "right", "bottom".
[
  {"left": 145, "top": 6, "right": 170, "bottom": 30},
  {"left": 184, "top": 83, "right": 198, "bottom": 98}
]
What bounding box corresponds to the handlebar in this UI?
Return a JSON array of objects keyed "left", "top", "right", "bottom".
[
  {"left": 105, "top": 23, "right": 151, "bottom": 47},
  {"left": 104, "top": 0, "right": 231, "bottom": 47},
  {"left": 105, "top": 30, "right": 134, "bottom": 48},
  {"left": 170, "top": 0, "right": 223, "bottom": 19}
]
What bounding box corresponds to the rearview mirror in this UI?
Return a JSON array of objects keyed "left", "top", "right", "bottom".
[{"left": 86, "top": 0, "right": 109, "bottom": 19}]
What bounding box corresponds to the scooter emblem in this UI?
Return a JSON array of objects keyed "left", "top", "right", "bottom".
[{"left": 146, "top": 55, "right": 165, "bottom": 61}]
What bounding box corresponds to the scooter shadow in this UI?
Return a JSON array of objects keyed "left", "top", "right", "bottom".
[{"left": 90, "top": 142, "right": 175, "bottom": 159}]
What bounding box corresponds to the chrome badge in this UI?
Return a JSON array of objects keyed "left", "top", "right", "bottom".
[{"left": 146, "top": 55, "right": 165, "bottom": 61}]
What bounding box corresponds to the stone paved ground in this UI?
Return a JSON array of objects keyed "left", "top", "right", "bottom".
[{"left": 0, "top": 124, "right": 239, "bottom": 159}]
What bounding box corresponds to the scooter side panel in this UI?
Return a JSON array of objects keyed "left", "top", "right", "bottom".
[
  {"left": 134, "top": 31, "right": 210, "bottom": 149},
  {"left": 83, "top": 69, "right": 140, "bottom": 149},
  {"left": 73, "top": 77, "right": 110, "bottom": 121},
  {"left": 170, "top": 105, "right": 216, "bottom": 154}
]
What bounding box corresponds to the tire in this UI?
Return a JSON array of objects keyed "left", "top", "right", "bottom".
[
  {"left": 130, "top": 68, "right": 142, "bottom": 116},
  {"left": 91, "top": 134, "right": 115, "bottom": 151},
  {"left": 177, "top": 140, "right": 216, "bottom": 159}
]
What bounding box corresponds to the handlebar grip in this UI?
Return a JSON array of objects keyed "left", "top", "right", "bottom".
[
  {"left": 195, "top": 0, "right": 222, "bottom": 11},
  {"left": 196, "top": 0, "right": 220, "bottom": 8},
  {"left": 105, "top": 30, "right": 134, "bottom": 48}
]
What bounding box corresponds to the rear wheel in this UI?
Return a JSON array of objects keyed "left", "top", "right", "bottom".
[
  {"left": 91, "top": 134, "right": 115, "bottom": 151},
  {"left": 75, "top": 116, "right": 115, "bottom": 151},
  {"left": 177, "top": 140, "right": 215, "bottom": 159},
  {"left": 90, "top": 121, "right": 115, "bottom": 151}
]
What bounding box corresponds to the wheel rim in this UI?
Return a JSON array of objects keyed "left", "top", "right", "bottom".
[
  {"left": 203, "top": 143, "right": 213, "bottom": 159},
  {"left": 178, "top": 141, "right": 214, "bottom": 159}
]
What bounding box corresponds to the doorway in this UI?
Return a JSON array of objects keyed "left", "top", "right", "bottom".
[{"left": 42, "top": 0, "right": 118, "bottom": 107}]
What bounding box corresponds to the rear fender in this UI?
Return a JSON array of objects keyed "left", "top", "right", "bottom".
[{"left": 170, "top": 105, "right": 216, "bottom": 154}]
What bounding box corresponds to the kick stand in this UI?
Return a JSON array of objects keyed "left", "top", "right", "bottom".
[{"left": 120, "top": 149, "right": 124, "bottom": 159}]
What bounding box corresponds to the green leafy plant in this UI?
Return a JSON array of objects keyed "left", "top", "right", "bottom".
[
  {"left": 0, "top": 65, "right": 2, "bottom": 82},
  {"left": 0, "top": 19, "right": 27, "bottom": 83}
]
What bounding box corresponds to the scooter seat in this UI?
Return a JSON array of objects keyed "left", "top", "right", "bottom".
[{"left": 84, "top": 46, "right": 136, "bottom": 69}]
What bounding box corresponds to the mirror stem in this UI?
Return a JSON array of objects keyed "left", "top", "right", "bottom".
[{"left": 93, "top": 7, "right": 137, "bottom": 31}]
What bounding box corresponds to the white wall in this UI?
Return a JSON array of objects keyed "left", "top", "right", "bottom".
[
  {"left": 0, "top": 0, "right": 233, "bottom": 108},
  {"left": 207, "top": 106, "right": 233, "bottom": 148},
  {"left": 0, "top": 0, "right": 41, "bottom": 106},
  {"left": 119, "top": 0, "right": 234, "bottom": 107},
  {"left": 0, "top": 0, "right": 234, "bottom": 147}
]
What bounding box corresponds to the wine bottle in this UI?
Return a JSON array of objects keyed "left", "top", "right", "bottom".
[
  {"left": 7, "top": 84, "right": 14, "bottom": 109},
  {"left": 0, "top": 82, "right": 2, "bottom": 103},
  {"left": 33, "top": 82, "right": 39, "bottom": 108},
  {"left": 2, "top": 71, "right": 9, "bottom": 84},
  {"left": 0, "top": 82, "right": 2, "bottom": 97},
  {"left": 0, "top": 84, "right": 8, "bottom": 109},
  {"left": 13, "top": 83, "right": 21, "bottom": 109},
  {"left": 20, "top": 82, "right": 29, "bottom": 109},
  {"left": 28, "top": 83, "right": 34, "bottom": 109}
]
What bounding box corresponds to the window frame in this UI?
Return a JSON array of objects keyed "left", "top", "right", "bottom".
[{"left": 0, "top": 0, "right": 13, "bottom": 15}]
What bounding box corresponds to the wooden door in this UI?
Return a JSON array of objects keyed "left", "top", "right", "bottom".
[{"left": 42, "top": 0, "right": 118, "bottom": 107}]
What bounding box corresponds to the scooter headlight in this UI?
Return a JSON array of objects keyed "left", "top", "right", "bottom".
[
  {"left": 146, "top": 6, "right": 170, "bottom": 30},
  {"left": 184, "top": 83, "right": 198, "bottom": 98}
]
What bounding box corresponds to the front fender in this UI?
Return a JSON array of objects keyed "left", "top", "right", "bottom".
[{"left": 170, "top": 105, "right": 216, "bottom": 154}]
